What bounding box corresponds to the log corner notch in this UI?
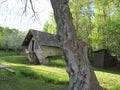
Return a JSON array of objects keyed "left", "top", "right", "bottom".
[{"left": 50, "top": 0, "right": 102, "bottom": 90}]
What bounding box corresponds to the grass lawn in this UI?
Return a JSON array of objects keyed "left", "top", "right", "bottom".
[{"left": 0, "top": 51, "right": 120, "bottom": 90}]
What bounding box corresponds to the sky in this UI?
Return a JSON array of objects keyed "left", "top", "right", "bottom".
[{"left": 0, "top": 0, "right": 53, "bottom": 31}]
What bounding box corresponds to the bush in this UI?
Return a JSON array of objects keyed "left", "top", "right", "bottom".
[{"left": 45, "top": 56, "right": 66, "bottom": 67}]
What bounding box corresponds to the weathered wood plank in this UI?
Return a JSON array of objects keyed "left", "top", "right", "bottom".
[
  {"left": 0, "top": 64, "right": 9, "bottom": 68},
  {"left": 5, "top": 68, "right": 15, "bottom": 73}
]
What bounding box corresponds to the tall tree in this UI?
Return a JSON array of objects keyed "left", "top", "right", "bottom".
[
  {"left": 70, "top": 0, "right": 93, "bottom": 44},
  {"left": 50, "top": 0, "right": 101, "bottom": 90},
  {"left": 43, "top": 13, "right": 57, "bottom": 34},
  {"left": 90, "top": 0, "right": 120, "bottom": 57},
  {"left": 93, "top": 0, "right": 112, "bottom": 50}
]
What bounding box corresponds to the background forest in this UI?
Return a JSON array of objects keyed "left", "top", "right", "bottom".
[
  {"left": 0, "top": 26, "right": 27, "bottom": 51},
  {"left": 43, "top": 0, "right": 120, "bottom": 58}
]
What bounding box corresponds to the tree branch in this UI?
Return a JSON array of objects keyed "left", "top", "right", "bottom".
[
  {"left": 0, "top": 0, "right": 7, "bottom": 10},
  {"left": 20, "top": 0, "right": 41, "bottom": 25},
  {"left": 29, "top": 0, "right": 41, "bottom": 24},
  {"left": 22, "top": 0, "right": 28, "bottom": 16},
  {"left": 0, "top": 0, "right": 7, "bottom": 5}
]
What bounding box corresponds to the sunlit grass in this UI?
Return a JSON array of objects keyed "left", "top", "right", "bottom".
[
  {"left": 0, "top": 51, "right": 120, "bottom": 90},
  {"left": 0, "top": 51, "right": 67, "bottom": 90},
  {"left": 109, "top": 82, "right": 120, "bottom": 90},
  {"left": 95, "top": 70, "right": 120, "bottom": 89},
  {"left": 30, "top": 65, "right": 68, "bottom": 83},
  {"left": 0, "top": 51, "right": 68, "bottom": 84}
]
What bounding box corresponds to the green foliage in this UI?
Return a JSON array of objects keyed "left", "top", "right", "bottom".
[
  {"left": 0, "top": 26, "right": 27, "bottom": 50},
  {"left": 71, "top": 0, "right": 120, "bottom": 56},
  {"left": 43, "top": 13, "right": 57, "bottom": 34},
  {"left": 90, "top": 0, "right": 120, "bottom": 56},
  {"left": 69, "top": 0, "right": 93, "bottom": 44}
]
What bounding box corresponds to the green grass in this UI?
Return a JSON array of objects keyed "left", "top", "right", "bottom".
[
  {"left": 0, "top": 78, "right": 67, "bottom": 90},
  {"left": 0, "top": 51, "right": 68, "bottom": 90},
  {"left": 95, "top": 68, "right": 120, "bottom": 89},
  {"left": 0, "top": 51, "right": 120, "bottom": 90}
]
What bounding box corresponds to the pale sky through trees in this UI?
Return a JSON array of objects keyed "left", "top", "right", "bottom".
[{"left": 0, "top": 0, "right": 53, "bottom": 31}]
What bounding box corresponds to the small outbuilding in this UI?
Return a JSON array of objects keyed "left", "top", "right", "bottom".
[
  {"left": 22, "top": 29, "right": 63, "bottom": 64},
  {"left": 93, "top": 49, "right": 117, "bottom": 68}
]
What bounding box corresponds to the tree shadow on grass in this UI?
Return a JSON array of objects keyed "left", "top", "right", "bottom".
[
  {"left": 12, "top": 65, "right": 68, "bottom": 85},
  {"left": 0, "top": 56, "right": 29, "bottom": 64},
  {"left": 0, "top": 77, "right": 67, "bottom": 90},
  {"left": 93, "top": 66, "right": 120, "bottom": 75},
  {"left": 0, "top": 65, "right": 68, "bottom": 90}
]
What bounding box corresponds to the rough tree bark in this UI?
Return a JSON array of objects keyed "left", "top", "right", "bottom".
[{"left": 50, "top": 0, "right": 102, "bottom": 90}]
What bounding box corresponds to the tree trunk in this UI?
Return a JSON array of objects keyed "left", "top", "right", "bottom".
[{"left": 50, "top": 0, "right": 102, "bottom": 90}]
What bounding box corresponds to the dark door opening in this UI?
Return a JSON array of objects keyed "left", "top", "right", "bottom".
[{"left": 32, "top": 40, "right": 34, "bottom": 51}]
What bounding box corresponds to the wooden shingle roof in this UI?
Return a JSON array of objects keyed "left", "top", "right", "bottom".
[{"left": 22, "top": 29, "right": 61, "bottom": 47}]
